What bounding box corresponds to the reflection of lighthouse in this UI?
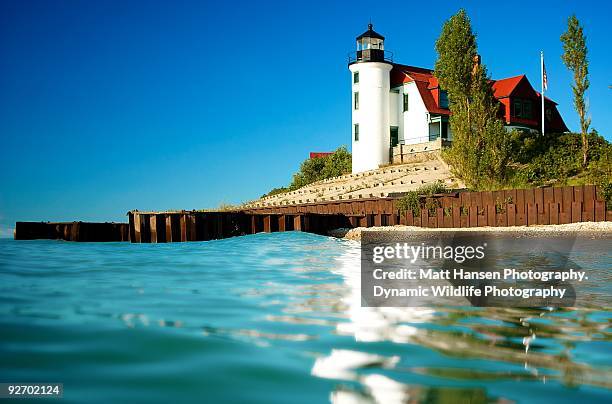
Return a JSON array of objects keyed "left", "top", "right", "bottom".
[
  {"left": 311, "top": 242, "right": 435, "bottom": 403},
  {"left": 309, "top": 242, "right": 555, "bottom": 403},
  {"left": 325, "top": 241, "right": 434, "bottom": 342},
  {"left": 349, "top": 24, "right": 393, "bottom": 174}
]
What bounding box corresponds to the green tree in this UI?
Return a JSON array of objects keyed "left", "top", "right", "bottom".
[
  {"left": 262, "top": 146, "right": 352, "bottom": 196},
  {"left": 470, "top": 62, "right": 513, "bottom": 187},
  {"left": 322, "top": 146, "right": 351, "bottom": 178},
  {"left": 290, "top": 155, "right": 327, "bottom": 189},
  {"left": 561, "top": 15, "right": 590, "bottom": 167},
  {"left": 434, "top": 9, "right": 512, "bottom": 189},
  {"left": 290, "top": 146, "right": 352, "bottom": 189}
]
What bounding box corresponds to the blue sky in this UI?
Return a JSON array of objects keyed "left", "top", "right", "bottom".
[{"left": 1, "top": 0, "right": 610, "bottom": 236}]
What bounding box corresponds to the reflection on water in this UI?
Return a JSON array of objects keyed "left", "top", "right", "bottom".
[
  {"left": 0, "top": 234, "right": 610, "bottom": 403},
  {"left": 308, "top": 238, "right": 612, "bottom": 402}
]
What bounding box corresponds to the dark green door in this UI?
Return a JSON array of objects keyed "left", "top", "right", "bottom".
[{"left": 390, "top": 126, "right": 399, "bottom": 147}]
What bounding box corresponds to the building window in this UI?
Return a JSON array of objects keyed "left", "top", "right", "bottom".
[
  {"left": 429, "top": 122, "right": 440, "bottom": 141},
  {"left": 354, "top": 92, "right": 359, "bottom": 110},
  {"left": 523, "top": 100, "right": 532, "bottom": 119},
  {"left": 513, "top": 99, "right": 523, "bottom": 118},
  {"left": 439, "top": 90, "right": 449, "bottom": 109},
  {"left": 403, "top": 93, "right": 409, "bottom": 112},
  {"left": 354, "top": 124, "right": 359, "bottom": 141},
  {"left": 353, "top": 72, "right": 359, "bottom": 83},
  {"left": 512, "top": 98, "right": 536, "bottom": 119}
]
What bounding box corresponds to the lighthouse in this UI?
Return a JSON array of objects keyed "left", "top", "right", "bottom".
[{"left": 349, "top": 24, "right": 393, "bottom": 174}]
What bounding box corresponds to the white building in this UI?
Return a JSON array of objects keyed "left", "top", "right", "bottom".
[{"left": 348, "top": 24, "right": 568, "bottom": 174}]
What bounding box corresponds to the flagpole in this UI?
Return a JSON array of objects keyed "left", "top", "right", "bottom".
[{"left": 541, "top": 51, "right": 545, "bottom": 136}]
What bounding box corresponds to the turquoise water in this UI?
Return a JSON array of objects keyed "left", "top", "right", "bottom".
[{"left": 0, "top": 233, "right": 610, "bottom": 403}]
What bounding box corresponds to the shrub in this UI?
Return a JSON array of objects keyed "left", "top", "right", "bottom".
[
  {"left": 291, "top": 146, "right": 351, "bottom": 190},
  {"left": 217, "top": 203, "right": 242, "bottom": 211},
  {"left": 509, "top": 131, "right": 610, "bottom": 188},
  {"left": 418, "top": 181, "right": 450, "bottom": 195},
  {"left": 601, "top": 182, "right": 612, "bottom": 210},
  {"left": 495, "top": 196, "right": 513, "bottom": 214},
  {"left": 589, "top": 142, "right": 612, "bottom": 185},
  {"left": 425, "top": 199, "right": 440, "bottom": 217},
  {"left": 397, "top": 181, "right": 450, "bottom": 216},
  {"left": 321, "top": 146, "right": 351, "bottom": 178},
  {"left": 262, "top": 187, "right": 290, "bottom": 198},
  {"left": 397, "top": 191, "right": 421, "bottom": 216},
  {"left": 262, "top": 146, "right": 352, "bottom": 197}
]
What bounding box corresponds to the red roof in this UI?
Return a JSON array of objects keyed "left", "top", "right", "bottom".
[
  {"left": 491, "top": 75, "right": 524, "bottom": 98},
  {"left": 309, "top": 152, "right": 333, "bottom": 159},
  {"left": 414, "top": 81, "right": 449, "bottom": 115},
  {"left": 389, "top": 63, "right": 568, "bottom": 132},
  {"left": 391, "top": 65, "right": 562, "bottom": 110},
  {"left": 390, "top": 64, "right": 450, "bottom": 115}
]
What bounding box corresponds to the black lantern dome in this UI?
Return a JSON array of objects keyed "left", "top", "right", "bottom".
[
  {"left": 349, "top": 24, "right": 392, "bottom": 64},
  {"left": 356, "top": 23, "right": 385, "bottom": 42}
]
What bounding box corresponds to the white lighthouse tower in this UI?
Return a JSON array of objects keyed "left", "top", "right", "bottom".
[{"left": 349, "top": 24, "right": 393, "bottom": 174}]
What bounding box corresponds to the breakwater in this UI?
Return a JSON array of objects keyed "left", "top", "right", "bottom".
[
  {"left": 250, "top": 184, "right": 611, "bottom": 227},
  {"left": 14, "top": 185, "right": 612, "bottom": 242},
  {"left": 14, "top": 222, "right": 129, "bottom": 242},
  {"left": 127, "top": 211, "right": 351, "bottom": 243}
]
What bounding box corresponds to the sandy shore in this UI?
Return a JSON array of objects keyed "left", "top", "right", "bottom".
[{"left": 329, "top": 222, "right": 612, "bottom": 240}]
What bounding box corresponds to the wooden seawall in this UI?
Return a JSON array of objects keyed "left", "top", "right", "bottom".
[
  {"left": 14, "top": 222, "right": 129, "bottom": 242},
  {"left": 248, "top": 184, "right": 612, "bottom": 229},
  {"left": 127, "top": 211, "right": 351, "bottom": 243},
  {"left": 15, "top": 185, "right": 612, "bottom": 243}
]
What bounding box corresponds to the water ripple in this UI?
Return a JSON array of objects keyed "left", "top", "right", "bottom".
[{"left": 0, "top": 234, "right": 610, "bottom": 403}]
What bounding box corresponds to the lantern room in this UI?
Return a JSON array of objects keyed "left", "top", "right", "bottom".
[{"left": 349, "top": 24, "right": 392, "bottom": 64}]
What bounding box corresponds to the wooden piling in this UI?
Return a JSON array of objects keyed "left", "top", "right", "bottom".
[
  {"left": 263, "top": 215, "right": 271, "bottom": 233},
  {"left": 293, "top": 215, "right": 302, "bottom": 231},
  {"left": 187, "top": 214, "right": 197, "bottom": 241},
  {"left": 180, "top": 215, "right": 187, "bottom": 242},
  {"left": 133, "top": 214, "right": 142, "bottom": 243},
  {"left": 165, "top": 215, "right": 173, "bottom": 242},
  {"left": 150, "top": 215, "right": 158, "bottom": 243}
]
